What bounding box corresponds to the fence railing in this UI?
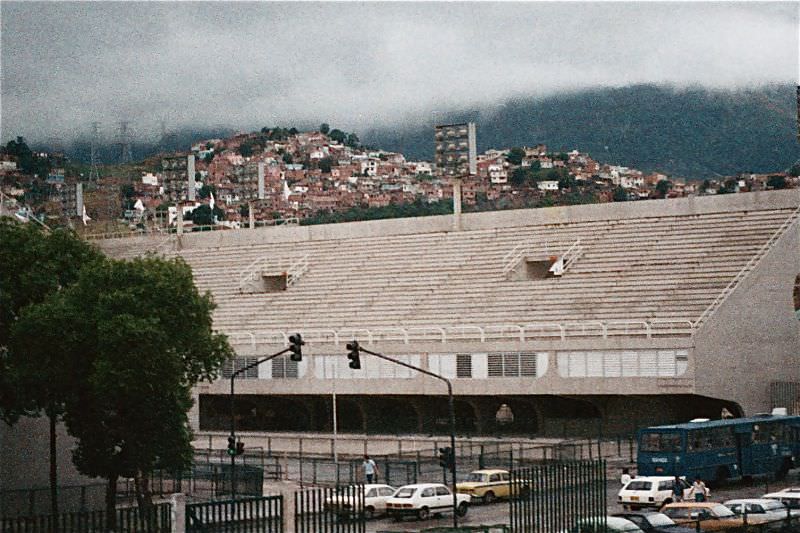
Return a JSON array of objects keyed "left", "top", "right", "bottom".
[
  {"left": 509, "top": 460, "right": 607, "bottom": 533},
  {"left": 0, "top": 502, "right": 172, "bottom": 533},
  {"left": 295, "top": 485, "right": 365, "bottom": 533},
  {"left": 187, "top": 495, "right": 282, "bottom": 533}
]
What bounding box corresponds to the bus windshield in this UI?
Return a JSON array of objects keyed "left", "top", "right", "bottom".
[{"left": 640, "top": 432, "right": 682, "bottom": 452}]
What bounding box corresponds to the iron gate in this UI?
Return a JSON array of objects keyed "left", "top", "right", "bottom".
[
  {"left": 186, "top": 495, "right": 283, "bottom": 532},
  {"left": 295, "top": 485, "right": 365, "bottom": 533}
]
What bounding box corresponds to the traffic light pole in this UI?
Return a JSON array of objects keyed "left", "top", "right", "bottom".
[
  {"left": 229, "top": 346, "right": 291, "bottom": 501},
  {"left": 357, "top": 346, "right": 459, "bottom": 528}
]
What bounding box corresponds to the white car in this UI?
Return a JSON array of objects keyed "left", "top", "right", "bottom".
[
  {"left": 618, "top": 476, "right": 691, "bottom": 510},
  {"left": 562, "top": 516, "right": 644, "bottom": 532},
  {"left": 762, "top": 489, "right": 800, "bottom": 512},
  {"left": 385, "top": 483, "right": 470, "bottom": 521},
  {"left": 723, "top": 498, "right": 797, "bottom": 523},
  {"left": 323, "top": 484, "right": 396, "bottom": 519}
]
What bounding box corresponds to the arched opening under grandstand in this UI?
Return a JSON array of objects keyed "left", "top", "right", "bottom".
[
  {"left": 310, "top": 396, "right": 365, "bottom": 432},
  {"left": 199, "top": 394, "right": 312, "bottom": 431},
  {"left": 363, "top": 397, "right": 420, "bottom": 434}
]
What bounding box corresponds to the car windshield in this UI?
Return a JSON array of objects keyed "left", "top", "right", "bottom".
[
  {"left": 394, "top": 488, "right": 415, "bottom": 498},
  {"left": 711, "top": 504, "right": 735, "bottom": 518},
  {"left": 763, "top": 501, "right": 786, "bottom": 512},
  {"left": 466, "top": 473, "right": 486, "bottom": 482},
  {"left": 645, "top": 513, "right": 676, "bottom": 527},
  {"left": 625, "top": 481, "right": 652, "bottom": 491}
]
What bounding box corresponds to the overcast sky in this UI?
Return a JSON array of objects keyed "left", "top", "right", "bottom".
[{"left": 1, "top": 1, "right": 797, "bottom": 144}]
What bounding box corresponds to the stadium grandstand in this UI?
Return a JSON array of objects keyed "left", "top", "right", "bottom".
[{"left": 95, "top": 189, "right": 800, "bottom": 438}]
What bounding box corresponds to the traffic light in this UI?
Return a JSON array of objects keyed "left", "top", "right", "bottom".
[
  {"left": 346, "top": 341, "right": 361, "bottom": 369},
  {"left": 289, "top": 333, "right": 304, "bottom": 362},
  {"left": 236, "top": 440, "right": 245, "bottom": 456},
  {"left": 227, "top": 436, "right": 236, "bottom": 456},
  {"left": 438, "top": 446, "right": 453, "bottom": 469}
]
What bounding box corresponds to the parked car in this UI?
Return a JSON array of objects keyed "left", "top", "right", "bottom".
[
  {"left": 385, "top": 483, "right": 470, "bottom": 521},
  {"left": 618, "top": 476, "right": 691, "bottom": 510},
  {"left": 762, "top": 489, "right": 800, "bottom": 511},
  {"left": 456, "top": 469, "right": 510, "bottom": 503},
  {"left": 562, "top": 516, "right": 645, "bottom": 532},
  {"left": 723, "top": 498, "right": 796, "bottom": 524},
  {"left": 660, "top": 502, "right": 742, "bottom": 531},
  {"left": 612, "top": 511, "right": 697, "bottom": 533},
  {"left": 323, "top": 483, "right": 396, "bottom": 519}
]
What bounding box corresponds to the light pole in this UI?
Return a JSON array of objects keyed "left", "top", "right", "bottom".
[
  {"left": 345, "top": 341, "right": 460, "bottom": 528},
  {"left": 229, "top": 333, "right": 304, "bottom": 500}
]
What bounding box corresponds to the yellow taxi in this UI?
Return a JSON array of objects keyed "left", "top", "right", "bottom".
[{"left": 455, "top": 469, "right": 511, "bottom": 504}]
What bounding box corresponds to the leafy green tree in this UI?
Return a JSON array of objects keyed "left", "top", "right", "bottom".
[
  {"left": 767, "top": 175, "right": 787, "bottom": 189},
  {"left": 558, "top": 174, "right": 576, "bottom": 190},
  {"left": 0, "top": 220, "right": 105, "bottom": 516},
  {"left": 329, "top": 129, "right": 346, "bottom": 143},
  {"left": 282, "top": 152, "right": 294, "bottom": 164},
  {"left": 612, "top": 186, "right": 628, "bottom": 202},
  {"left": 346, "top": 133, "right": 360, "bottom": 148},
  {"left": 318, "top": 157, "right": 333, "bottom": 174},
  {"left": 238, "top": 142, "right": 253, "bottom": 157},
  {"left": 42, "top": 257, "right": 233, "bottom": 528},
  {"left": 203, "top": 152, "right": 214, "bottom": 164},
  {"left": 655, "top": 179, "right": 673, "bottom": 198},
  {"left": 320, "top": 123, "right": 330, "bottom": 135},
  {"left": 789, "top": 163, "right": 800, "bottom": 177},
  {"left": 198, "top": 184, "right": 217, "bottom": 199},
  {"left": 288, "top": 127, "right": 299, "bottom": 136},
  {"left": 188, "top": 204, "right": 225, "bottom": 225},
  {"left": 700, "top": 179, "right": 711, "bottom": 193},
  {"left": 506, "top": 147, "right": 525, "bottom": 166},
  {"left": 510, "top": 167, "right": 529, "bottom": 186}
]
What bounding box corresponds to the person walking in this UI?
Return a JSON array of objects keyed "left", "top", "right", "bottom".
[
  {"left": 689, "top": 478, "right": 708, "bottom": 502},
  {"left": 620, "top": 468, "right": 632, "bottom": 486},
  {"left": 362, "top": 455, "right": 379, "bottom": 483},
  {"left": 671, "top": 476, "right": 684, "bottom": 502}
]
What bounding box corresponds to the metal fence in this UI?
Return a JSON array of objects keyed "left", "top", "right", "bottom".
[
  {"left": 186, "top": 495, "right": 283, "bottom": 533},
  {"left": 0, "top": 502, "right": 172, "bottom": 532},
  {"left": 295, "top": 485, "right": 365, "bottom": 533},
  {"left": 509, "top": 460, "right": 606, "bottom": 533},
  {"left": 377, "top": 527, "right": 510, "bottom": 533}
]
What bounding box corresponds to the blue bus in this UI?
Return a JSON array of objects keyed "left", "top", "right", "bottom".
[{"left": 637, "top": 414, "right": 800, "bottom": 484}]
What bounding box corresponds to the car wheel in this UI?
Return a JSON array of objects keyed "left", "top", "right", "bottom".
[
  {"left": 363, "top": 506, "right": 374, "bottom": 520},
  {"left": 483, "top": 491, "right": 496, "bottom": 505},
  {"left": 457, "top": 502, "right": 469, "bottom": 517},
  {"left": 417, "top": 507, "right": 430, "bottom": 520}
]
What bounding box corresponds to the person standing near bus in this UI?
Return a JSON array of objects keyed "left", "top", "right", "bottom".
[
  {"left": 671, "top": 476, "right": 684, "bottom": 502},
  {"left": 690, "top": 478, "right": 708, "bottom": 502},
  {"left": 620, "top": 468, "right": 632, "bottom": 486}
]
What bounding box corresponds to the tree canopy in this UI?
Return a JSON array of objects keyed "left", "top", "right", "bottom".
[{"left": 506, "top": 147, "right": 525, "bottom": 166}]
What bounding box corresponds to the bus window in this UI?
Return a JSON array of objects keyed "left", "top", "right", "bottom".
[{"left": 640, "top": 432, "right": 682, "bottom": 452}]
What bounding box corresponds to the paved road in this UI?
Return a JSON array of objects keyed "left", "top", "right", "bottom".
[{"left": 363, "top": 470, "right": 800, "bottom": 532}]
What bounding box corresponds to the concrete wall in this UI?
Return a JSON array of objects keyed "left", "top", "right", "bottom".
[
  {"left": 693, "top": 218, "right": 800, "bottom": 416},
  {"left": 0, "top": 416, "right": 99, "bottom": 492}
]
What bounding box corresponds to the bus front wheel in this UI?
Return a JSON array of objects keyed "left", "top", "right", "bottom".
[{"left": 713, "top": 466, "right": 729, "bottom": 488}]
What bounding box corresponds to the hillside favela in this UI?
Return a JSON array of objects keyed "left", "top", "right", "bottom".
[{"left": 2, "top": 2, "right": 800, "bottom": 533}]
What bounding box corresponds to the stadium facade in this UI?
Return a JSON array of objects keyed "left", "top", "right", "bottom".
[{"left": 95, "top": 190, "right": 800, "bottom": 438}]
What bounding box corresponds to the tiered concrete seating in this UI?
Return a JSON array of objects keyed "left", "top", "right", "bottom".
[{"left": 167, "top": 206, "right": 797, "bottom": 335}]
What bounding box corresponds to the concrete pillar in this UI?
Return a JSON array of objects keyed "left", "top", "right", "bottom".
[
  {"left": 258, "top": 162, "right": 265, "bottom": 200},
  {"left": 187, "top": 155, "right": 196, "bottom": 201},
  {"left": 452, "top": 178, "right": 462, "bottom": 231},
  {"left": 75, "top": 182, "right": 83, "bottom": 218},
  {"left": 176, "top": 204, "right": 184, "bottom": 236},
  {"left": 248, "top": 202, "right": 255, "bottom": 229},
  {"left": 170, "top": 493, "right": 186, "bottom": 533}
]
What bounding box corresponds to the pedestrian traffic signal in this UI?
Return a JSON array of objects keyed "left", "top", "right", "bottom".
[
  {"left": 346, "top": 340, "right": 361, "bottom": 369},
  {"left": 289, "top": 333, "right": 304, "bottom": 362},
  {"left": 438, "top": 446, "right": 453, "bottom": 469},
  {"left": 227, "top": 436, "right": 236, "bottom": 456},
  {"left": 236, "top": 440, "right": 245, "bottom": 456}
]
